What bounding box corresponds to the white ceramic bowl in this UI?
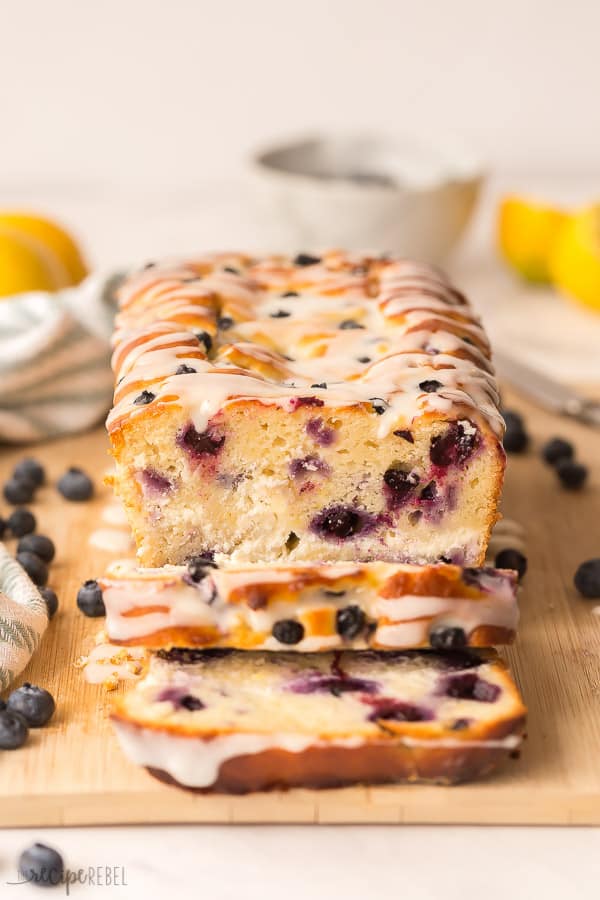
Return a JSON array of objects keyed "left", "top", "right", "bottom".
[{"left": 250, "top": 133, "right": 484, "bottom": 262}]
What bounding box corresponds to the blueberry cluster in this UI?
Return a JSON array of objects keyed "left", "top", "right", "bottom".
[
  {"left": 541, "top": 436, "right": 588, "bottom": 491},
  {"left": 0, "top": 682, "right": 56, "bottom": 750}
]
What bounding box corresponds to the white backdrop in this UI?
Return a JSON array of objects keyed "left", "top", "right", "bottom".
[{"left": 1, "top": 0, "right": 600, "bottom": 189}]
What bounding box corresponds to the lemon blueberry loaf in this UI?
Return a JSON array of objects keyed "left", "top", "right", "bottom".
[
  {"left": 100, "top": 560, "right": 518, "bottom": 652},
  {"left": 111, "top": 648, "right": 526, "bottom": 792},
  {"left": 107, "top": 251, "right": 505, "bottom": 567}
]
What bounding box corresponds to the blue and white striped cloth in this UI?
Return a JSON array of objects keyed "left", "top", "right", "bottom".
[{"left": 0, "top": 273, "right": 118, "bottom": 443}]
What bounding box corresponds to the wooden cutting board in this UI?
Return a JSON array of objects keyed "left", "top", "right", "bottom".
[{"left": 1, "top": 386, "right": 599, "bottom": 826}]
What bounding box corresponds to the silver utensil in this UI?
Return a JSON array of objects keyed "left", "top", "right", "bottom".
[{"left": 494, "top": 350, "right": 600, "bottom": 427}]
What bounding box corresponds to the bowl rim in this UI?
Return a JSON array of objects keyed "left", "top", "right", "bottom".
[{"left": 250, "top": 131, "right": 486, "bottom": 195}]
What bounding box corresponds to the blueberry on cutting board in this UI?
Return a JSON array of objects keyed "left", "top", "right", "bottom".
[
  {"left": 57, "top": 467, "right": 94, "bottom": 501},
  {"left": 7, "top": 683, "right": 56, "bottom": 727},
  {"left": 0, "top": 707, "right": 29, "bottom": 750},
  {"left": 77, "top": 580, "right": 105, "bottom": 617}
]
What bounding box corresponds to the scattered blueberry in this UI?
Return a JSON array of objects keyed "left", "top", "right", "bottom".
[
  {"left": 272, "top": 619, "right": 305, "bottom": 644},
  {"left": 370, "top": 398, "right": 388, "bottom": 415},
  {"left": 40, "top": 587, "right": 59, "bottom": 619},
  {"left": 7, "top": 683, "right": 55, "bottom": 727},
  {"left": 393, "top": 429, "right": 414, "bottom": 443},
  {"left": 294, "top": 253, "right": 321, "bottom": 266},
  {"left": 0, "top": 708, "right": 28, "bottom": 749},
  {"left": 311, "top": 505, "right": 363, "bottom": 539},
  {"left": 335, "top": 605, "right": 366, "bottom": 639},
  {"left": 195, "top": 331, "right": 213, "bottom": 353},
  {"left": 13, "top": 457, "right": 45, "bottom": 487},
  {"left": 383, "top": 467, "right": 420, "bottom": 507},
  {"left": 178, "top": 424, "right": 225, "bottom": 458},
  {"left": 18, "top": 843, "right": 64, "bottom": 888},
  {"left": 3, "top": 477, "right": 35, "bottom": 505},
  {"left": 430, "top": 421, "right": 480, "bottom": 467},
  {"left": 57, "top": 467, "right": 94, "bottom": 501},
  {"left": 501, "top": 409, "right": 529, "bottom": 454},
  {"left": 179, "top": 694, "right": 205, "bottom": 711},
  {"left": 495, "top": 548, "right": 528, "bottom": 579},
  {"left": 133, "top": 389, "right": 156, "bottom": 406},
  {"left": 419, "top": 379, "right": 442, "bottom": 393},
  {"left": 339, "top": 319, "right": 365, "bottom": 330},
  {"left": 7, "top": 507, "right": 36, "bottom": 537},
  {"left": 429, "top": 625, "right": 467, "bottom": 651},
  {"left": 175, "top": 364, "right": 197, "bottom": 375},
  {"left": 17, "top": 534, "right": 55, "bottom": 563},
  {"left": 556, "top": 459, "right": 588, "bottom": 490},
  {"left": 269, "top": 309, "right": 291, "bottom": 318},
  {"left": 542, "top": 437, "right": 574, "bottom": 466},
  {"left": 76, "top": 580, "right": 105, "bottom": 617},
  {"left": 186, "top": 555, "right": 218, "bottom": 582},
  {"left": 217, "top": 316, "right": 234, "bottom": 330},
  {"left": 16, "top": 551, "right": 48, "bottom": 586},
  {"left": 443, "top": 673, "right": 500, "bottom": 702},
  {"left": 574, "top": 559, "right": 600, "bottom": 598}
]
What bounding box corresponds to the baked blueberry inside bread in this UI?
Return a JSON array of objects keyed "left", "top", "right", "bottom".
[
  {"left": 101, "top": 560, "right": 519, "bottom": 651},
  {"left": 110, "top": 648, "right": 526, "bottom": 792},
  {"left": 107, "top": 251, "right": 505, "bottom": 567}
]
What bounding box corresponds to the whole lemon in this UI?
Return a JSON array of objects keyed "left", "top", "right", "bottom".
[
  {"left": 549, "top": 205, "right": 600, "bottom": 313},
  {"left": 497, "top": 195, "right": 567, "bottom": 284},
  {"left": 0, "top": 211, "right": 87, "bottom": 286},
  {"left": 0, "top": 227, "right": 69, "bottom": 298}
]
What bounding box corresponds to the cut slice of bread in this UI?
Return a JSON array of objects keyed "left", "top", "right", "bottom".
[
  {"left": 101, "top": 561, "right": 519, "bottom": 651},
  {"left": 111, "top": 648, "right": 526, "bottom": 792}
]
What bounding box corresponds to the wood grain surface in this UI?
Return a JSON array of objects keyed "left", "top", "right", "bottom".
[{"left": 1, "top": 387, "right": 599, "bottom": 826}]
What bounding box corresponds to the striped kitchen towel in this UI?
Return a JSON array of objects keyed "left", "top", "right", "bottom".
[
  {"left": 0, "top": 273, "right": 120, "bottom": 443},
  {"left": 0, "top": 543, "right": 49, "bottom": 692}
]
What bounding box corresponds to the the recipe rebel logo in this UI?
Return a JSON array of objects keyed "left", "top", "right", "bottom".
[{"left": 7, "top": 865, "right": 128, "bottom": 893}]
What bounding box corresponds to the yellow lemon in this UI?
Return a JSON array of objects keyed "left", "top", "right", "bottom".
[
  {"left": 497, "top": 195, "right": 568, "bottom": 284},
  {"left": 0, "top": 211, "right": 88, "bottom": 285},
  {"left": 549, "top": 204, "right": 600, "bottom": 313},
  {"left": 0, "top": 226, "right": 68, "bottom": 298}
]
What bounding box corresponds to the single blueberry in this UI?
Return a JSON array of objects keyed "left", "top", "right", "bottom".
[
  {"left": 179, "top": 694, "right": 205, "bottom": 711},
  {"left": 371, "top": 398, "right": 388, "bottom": 415},
  {"left": 430, "top": 421, "right": 480, "bottom": 467},
  {"left": 339, "top": 319, "right": 365, "bottom": 330},
  {"left": 0, "top": 516, "right": 6, "bottom": 540},
  {"left": 217, "top": 315, "right": 234, "bottom": 330},
  {"left": 420, "top": 481, "right": 437, "bottom": 501},
  {"left": 7, "top": 508, "right": 36, "bottom": 537},
  {"left": 336, "top": 605, "right": 366, "bottom": 639},
  {"left": 178, "top": 424, "right": 225, "bottom": 458},
  {"left": 574, "top": 559, "right": 600, "bottom": 598},
  {"left": 17, "top": 534, "right": 55, "bottom": 563},
  {"left": 419, "top": 379, "right": 442, "bottom": 393},
  {"left": 18, "top": 843, "right": 64, "bottom": 888},
  {"left": 16, "top": 551, "right": 48, "bottom": 587},
  {"left": 187, "top": 555, "right": 218, "bottom": 582},
  {"left": 270, "top": 309, "right": 291, "bottom": 318},
  {"left": 556, "top": 459, "right": 588, "bottom": 490},
  {"left": 368, "top": 700, "right": 432, "bottom": 723},
  {"left": 281, "top": 290, "right": 299, "bottom": 297},
  {"left": 393, "top": 429, "right": 414, "bottom": 444},
  {"left": 357, "top": 356, "right": 371, "bottom": 364},
  {"left": 40, "top": 586, "right": 59, "bottom": 619},
  {"left": 542, "top": 437, "right": 574, "bottom": 465},
  {"left": 272, "top": 619, "right": 305, "bottom": 644},
  {"left": 195, "top": 331, "right": 213, "bottom": 353},
  {"left": 443, "top": 673, "right": 500, "bottom": 702},
  {"left": 383, "top": 467, "right": 420, "bottom": 506},
  {"left": 7, "top": 683, "right": 55, "bottom": 727},
  {"left": 3, "top": 477, "right": 35, "bottom": 505},
  {"left": 495, "top": 548, "right": 527, "bottom": 579},
  {"left": 223, "top": 265, "right": 239, "bottom": 274},
  {"left": 57, "top": 467, "right": 94, "bottom": 501},
  {"left": 0, "top": 708, "right": 28, "bottom": 750},
  {"left": 77, "top": 580, "right": 105, "bottom": 617},
  {"left": 133, "top": 389, "right": 156, "bottom": 405},
  {"left": 310, "top": 382, "right": 327, "bottom": 389},
  {"left": 429, "top": 625, "right": 467, "bottom": 651},
  {"left": 294, "top": 253, "right": 321, "bottom": 266},
  {"left": 311, "top": 505, "right": 363, "bottom": 539},
  {"left": 175, "top": 364, "right": 197, "bottom": 375},
  {"left": 13, "top": 457, "right": 45, "bottom": 487}
]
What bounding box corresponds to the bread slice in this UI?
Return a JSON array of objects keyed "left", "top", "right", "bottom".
[
  {"left": 106, "top": 251, "right": 505, "bottom": 567},
  {"left": 101, "top": 560, "right": 518, "bottom": 651},
  {"left": 111, "top": 648, "right": 526, "bottom": 792}
]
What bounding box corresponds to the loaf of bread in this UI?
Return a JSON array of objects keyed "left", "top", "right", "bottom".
[
  {"left": 106, "top": 251, "right": 504, "bottom": 568},
  {"left": 111, "top": 648, "right": 526, "bottom": 792},
  {"left": 101, "top": 560, "right": 518, "bottom": 651}
]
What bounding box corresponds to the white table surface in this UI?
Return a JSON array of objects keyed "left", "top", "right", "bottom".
[{"left": 2, "top": 173, "right": 599, "bottom": 897}]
